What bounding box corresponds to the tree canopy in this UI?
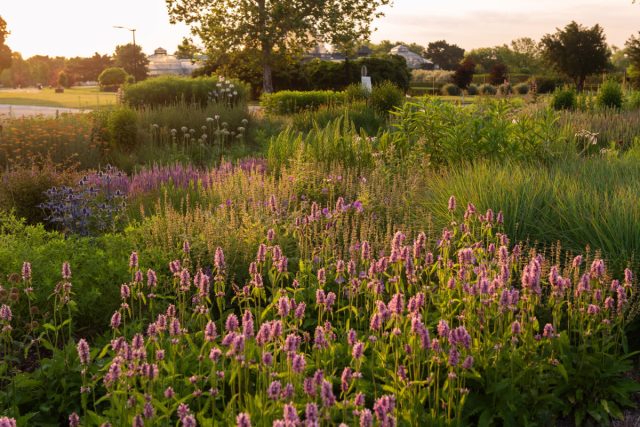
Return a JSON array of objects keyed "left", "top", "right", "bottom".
[
  {"left": 167, "top": 0, "right": 392, "bottom": 93},
  {"left": 426, "top": 40, "right": 464, "bottom": 70},
  {"left": 114, "top": 43, "right": 149, "bottom": 82},
  {"left": 540, "top": 21, "right": 610, "bottom": 91},
  {"left": 0, "top": 16, "right": 12, "bottom": 72}
]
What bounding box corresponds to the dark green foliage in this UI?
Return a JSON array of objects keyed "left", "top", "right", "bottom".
[
  {"left": 260, "top": 90, "right": 346, "bottom": 115},
  {"left": 343, "top": 83, "right": 369, "bottom": 103},
  {"left": 531, "top": 76, "right": 567, "bottom": 94},
  {"left": 302, "top": 55, "right": 411, "bottom": 92},
  {"left": 369, "top": 81, "right": 404, "bottom": 117},
  {"left": 426, "top": 40, "right": 465, "bottom": 70},
  {"left": 441, "top": 83, "right": 462, "bottom": 96},
  {"left": 479, "top": 84, "right": 497, "bottom": 95},
  {"left": 0, "top": 15, "right": 11, "bottom": 72},
  {"left": 466, "top": 83, "right": 479, "bottom": 95},
  {"left": 106, "top": 108, "right": 138, "bottom": 151},
  {"left": 514, "top": 82, "right": 529, "bottom": 94},
  {"left": 98, "top": 67, "right": 128, "bottom": 92},
  {"left": 541, "top": 21, "right": 610, "bottom": 91},
  {"left": 290, "top": 102, "right": 384, "bottom": 134},
  {"left": 122, "top": 76, "right": 249, "bottom": 108},
  {"left": 552, "top": 86, "right": 577, "bottom": 110},
  {"left": 597, "top": 80, "right": 624, "bottom": 110},
  {"left": 114, "top": 43, "right": 149, "bottom": 82}
]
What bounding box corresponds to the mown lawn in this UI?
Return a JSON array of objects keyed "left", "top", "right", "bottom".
[{"left": 0, "top": 87, "right": 117, "bottom": 109}]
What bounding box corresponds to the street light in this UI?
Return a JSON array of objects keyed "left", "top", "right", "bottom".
[{"left": 113, "top": 25, "right": 137, "bottom": 80}]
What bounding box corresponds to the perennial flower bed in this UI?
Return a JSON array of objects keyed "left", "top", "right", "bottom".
[{"left": 1, "top": 198, "right": 636, "bottom": 426}]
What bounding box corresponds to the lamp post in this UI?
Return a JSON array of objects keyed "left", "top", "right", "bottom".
[{"left": 113, "top": 25, "right": 137, "bottom": 81}]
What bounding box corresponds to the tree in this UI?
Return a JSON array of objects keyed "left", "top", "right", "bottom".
[
  {"left": 489, "top": 63, "right": 508, "bottom": 85},
  {"left": 452, "top": 57, "right": 475, "bottom": 89},
  {"left": 626, "top": 33, "right": 640, "bottom": 67},
  {"left": 540, "top": 21, "right": 610, "bottom": 91},
  {"left": 66, "top": 53, "right": 113, "bottom": 82},
  {"left": 426, "top": 40, "right": 464, "bottom": 70},
  {"left": 114, "top": 43, "right": 149, "bottom": 82},
  {"left": 98, "top": 67, "right": 128, "bottom": 91},
  {"left": 175, "top": 37, "right": 199, "bottom": 60},
  {"left": 0, "top": 16, "right": 12, "bottom": 73},
  {"left": 167, "top": 0, "right": 392, "bottom": 93}
]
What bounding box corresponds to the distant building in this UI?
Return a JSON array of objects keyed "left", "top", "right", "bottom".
[
  {"left": 148, "top": 47, "right": 202, "bottom": 77},
  {"left": 389, "top": 45, "right": 434, "bottom": 70}
]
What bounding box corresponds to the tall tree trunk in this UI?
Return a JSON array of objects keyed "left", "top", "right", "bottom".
[
  {"left": 262, "top": 47, "right": 274, "bottom": 94},
  {"left": 257, "top": 0, "right": 273, "bottom": 94}
]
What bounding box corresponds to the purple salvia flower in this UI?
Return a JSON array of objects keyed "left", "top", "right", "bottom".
[
  {"left": 62, "top": 261, "right": 72, "bottom": 280},
  {"left": 448, "top": 348, "right": 459, "bottom": 366},
  {"left": 359, "top": 409, "right": 373, "bottom": 427},
  {"left": 320, "top": 380, "right": 336, "bottom": 407},
  {"left": 225, "top": 314, "right": 239, "bottom": 332},
  {"left": 268, "top": 380, "right": 282, "bottom": 400},
  {"left": 543, "top": 323, "right": 555, "bottom": 338},
  {"left": 129, "top": 252, "right": 138, "bottom": 269},
  {"left": 624, "top": 268, "right": 633, "bottom": 285},
  {"left": 236, "top": 412, "right": 251, "bottom": 427},
  {"left": 292, "top": 353, "right": 306, "bottom": 374},
  {"left": 283, "top": 403, "right": 300, "bottom": 425},
  {"left": 317, "top": 268, "right": 326, "bottom": 285},
  {"left": 0, "top": 304, "right": 12, "bottom": 322},
  {"left": 242, "top": 310, "right": 254, "bottom": 338},
  {"left": 462, "top": 355, "right": 474, "bottom": 369},
  {"left": 256, "top": 244, "right": 267, "bottom": 263},
  {"left": 21, "top": 261, "right": 31, "bottom": 281},
  {"left": 294, "top": 301, "right": 306, "bottom": 319},
  {"left": 69, "top": 413, "right": 80, "bottom": 427},
  {"left": 214, "top": 247, "right": 225, "bottom": 272},
  {"left": 448, "top": 195, "right": 456, "bottom": 212},
  {"left": 511, "top": 320, "right": 521, "bottom": 335},
  {"left": 352, "top": 341, "right": 364, "bottom": 359},
  {"left": 133, "top": 414, "right": 144, "bottom": 427},
  {"left": 181, "top": 415, "right": 196, "bottom": 427},
  {"left": 305, "top": 403, "right": 319, "bottom": 424},
  {"left": 120, "top": 284, "right": 130, "bottom": 299},
  {"left": 77, "top": 339, "right": 90, "bottom": 365},
  {"left": 205, "top": 320, "right": 218, "bottom": 342}
]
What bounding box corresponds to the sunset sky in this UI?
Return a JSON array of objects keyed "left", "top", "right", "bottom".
[{"left": 3, "top": 0, "right": 639, "bottom": 57}]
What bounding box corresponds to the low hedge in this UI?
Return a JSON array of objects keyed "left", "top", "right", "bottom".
[
  {"left": 123, "top": 76, "right": 250, "bottom": 108},
  {"left": 261, "top": 90, "right": 346, "bottom": 115}
]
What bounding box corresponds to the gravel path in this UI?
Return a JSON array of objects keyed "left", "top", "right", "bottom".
[{"left": 0, "top": 104, "right": 88, "bottom": 119}]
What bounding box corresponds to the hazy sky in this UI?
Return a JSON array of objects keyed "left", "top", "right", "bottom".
[{"left": 3, "top": 0, "right": 639, "bottom": 58}]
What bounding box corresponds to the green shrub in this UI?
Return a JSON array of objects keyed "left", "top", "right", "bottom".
[
  {"left": 107, "top": 108, "right": 138, "bottom": 151},
  {"left": 498, "top": 82, "right": 512, "bottom": 95},
  {"left": 98, "top": 67, "right": 128, "bottom": 92},
  {"left": 290, "top": 102, "right": 384, "bottom": 134},
  {"left": 597, "top": 80, "right": 624, "bottom": 110},
  {"left": 0, "top": 162, "right": 79, "bottom": 224},
  {"left": 627, "top": 90, "right": 640, "bottom": 110},
  {"left": 123, "top": 76, "right": 249, "bottom": 108},
  {"left": 552, "top": 87, "right": 577, "bottom": 110},
  {"left": 532, "top": 76, "right": 566, "bottom": 94},
  {"left": 441, "top": 83, "right": 462, "bottom": 96},
  {"left": 344, "top": 83, "right": 369, "bottom": 103},
  {"left": 57, "top": 71, "right": 70, "bottom": 88},
  {"left": 260, "top": 90, "right": 345, "bottom": 115},
  {"left": 479, "top": 84, "right": 497, "bottom": 95},
  {"left": 466, "top": 83, "right": 479, "bottom": 95},
  {"left": 514, "top": 83, "right": 529, "bottom": 95},
  {"left": 370, "top": 81, "right": 404, "bottom": 117}
]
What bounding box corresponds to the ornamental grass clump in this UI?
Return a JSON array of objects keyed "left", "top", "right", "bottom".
[{"left": 1, "top": 198, "right": 636, "bottom": 425}]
